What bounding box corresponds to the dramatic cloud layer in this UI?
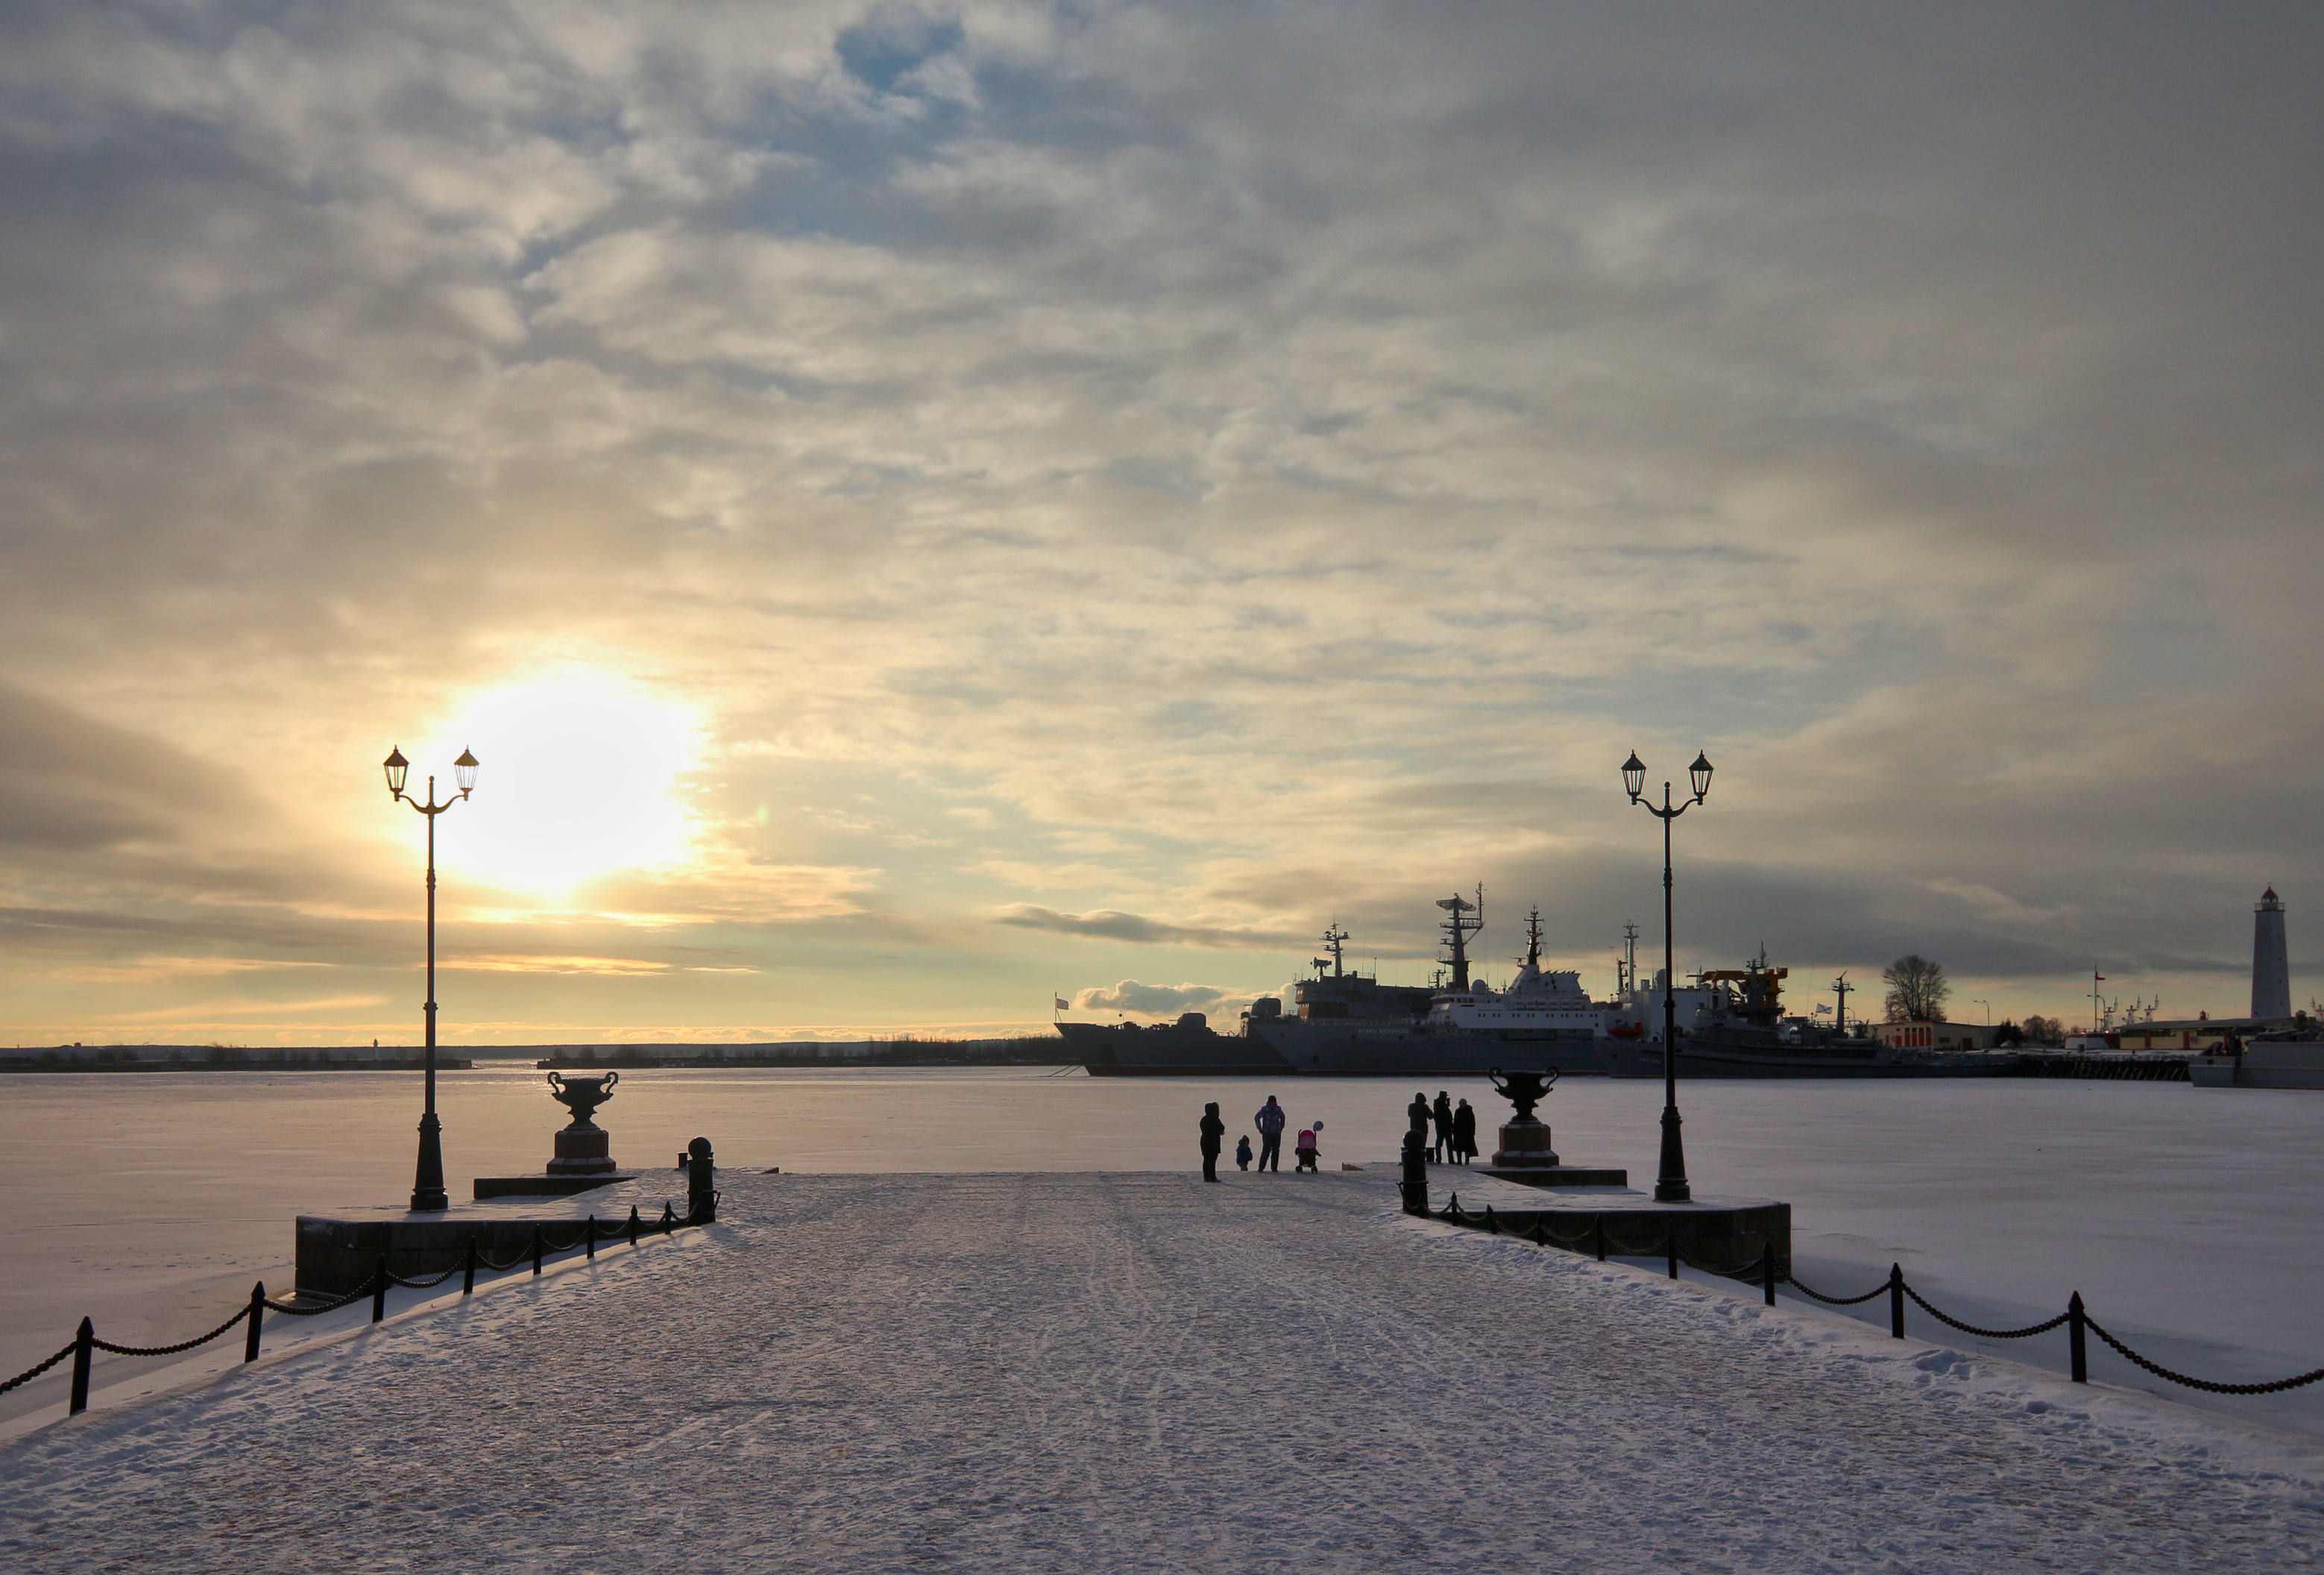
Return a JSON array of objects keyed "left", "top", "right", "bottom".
[{"left": 2, "top": 2, "right": 2320, "bottom": 1040}]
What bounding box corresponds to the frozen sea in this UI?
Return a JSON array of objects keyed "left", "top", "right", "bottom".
[{"left": 4, "top": 1066, "right": 2323, "bottom": 1439}]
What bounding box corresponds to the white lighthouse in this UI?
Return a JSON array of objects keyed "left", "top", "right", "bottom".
[{"left": 2252, "top": 887, "right": 2291, "bottom": 1020}]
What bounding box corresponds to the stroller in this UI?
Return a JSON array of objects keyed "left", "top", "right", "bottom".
[{"left": 1294, "top": 1123, "right": 1323, "bottom": 1172}]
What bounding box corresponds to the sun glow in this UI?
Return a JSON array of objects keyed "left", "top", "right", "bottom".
[{"left": 409, "top": 672, "right": 702, "bottom": 903}]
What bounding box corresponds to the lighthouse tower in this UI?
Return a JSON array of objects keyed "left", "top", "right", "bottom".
[{"left": 2252, "top": 887, "right": 2291, "bottom": 1020}]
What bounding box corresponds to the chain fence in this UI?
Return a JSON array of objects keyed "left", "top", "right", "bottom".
[
  {"left": 1425, "top": 1186, "right": 2324, "bottom": 1399},
  {"left": 4, "top": 1198, "right": 713, "bottom": 1421}
]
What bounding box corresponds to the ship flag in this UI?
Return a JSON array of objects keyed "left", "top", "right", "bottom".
[{"left": 1054, "top": 996, "right": 1070, "bottom": 1011}]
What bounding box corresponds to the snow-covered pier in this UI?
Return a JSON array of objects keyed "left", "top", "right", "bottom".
[{"left": 3, "top": 1171, "right": 2320, "bottom": 1571}]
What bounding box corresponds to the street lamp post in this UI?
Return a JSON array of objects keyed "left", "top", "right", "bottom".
[
  {"left": 382, "top": 746, "right": 479, "bottom": 1213},
  {"left": 1622, "top": 749, "right": 1713, "bottom": 1204}
]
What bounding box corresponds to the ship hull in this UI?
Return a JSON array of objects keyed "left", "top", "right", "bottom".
[
  {"left": 1605, "top": 1037, "right": 2022, "bottom": 1079},
  {"left": 1054, "top": 1020, "right": 1293, "bottom": 1076},
  {"left": 1253, "top": 1019, "right": 1616, "bottom": 1077},
  {"left": 2189, "top": 1044, "right": 2324, "bottom": 1089}
]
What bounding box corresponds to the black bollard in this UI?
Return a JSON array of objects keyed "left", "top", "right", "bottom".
[
  {"left": 2068, "top": 1292, "right": 2088, "bottom": 1382},
  {"left": 585, "top": 1214, "right": 596, "bottom": 1260},
  {"left": 462, "top": 1235, "right": 477, "bottom": 1296},
  {"left": 687, "top": 1137, "right": 717, "bottom": 1223},
  {"left": 627, "top": 1204, "right": 641, "bottom": 1247},
  {"left": 1399, "top": 1130, "right": 1429, "bottom": 1216},
  {"left": 1484, "top": 1204, "right": 1499, "bottom": 1235},
  {"left": 531, "top": 1225, "right": 544, "bottom": 1277},
  {"left": 1888, "top": 1263, "right": 1905, "bottom": 1339},
  {"left": 245, "top": 1283, "right": 265, "bottom": 1362},
  {"left": 371, "top": 1255, "right": 388, "bottom": 1323},
  {"left": 1595, "top": 1219, "right": 1607, "bottom": 1262},
  {"left": 1666, "top": 1236, "right": 1677, "bottom": 1280},
  {"left": 69, "top": 1316, "right": 92, "bottom": 1415},
  {"left": 1761, "top": 1242, "right": 1776, "bottom": 1307},
  {"left": 658, "top": 1201, "right": 675, "bottom": 1235}
]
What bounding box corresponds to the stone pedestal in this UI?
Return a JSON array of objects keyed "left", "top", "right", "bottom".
[
  {"left": 1490, "top": 1116, "right": 1560, "bottom": 1169},
  {"left": 550, "top": 1122, "right": 616, "bottom": 1176}
]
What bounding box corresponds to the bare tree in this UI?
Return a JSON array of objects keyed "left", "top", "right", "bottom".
[
  {"left": 2021, "top": 1013, "right": 2065, "bottom": 1047},
  {"left": 1883, "top": 954, "right": 1952, "bottom": 1022}
]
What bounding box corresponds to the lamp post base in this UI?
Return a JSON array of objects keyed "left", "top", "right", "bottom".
[
  {"left": 1653, "top": 1104, "right": 1691, "bottom": 1204},
  {"left": 410, "top": 1110, "right": 449, "bottom": 1213}
]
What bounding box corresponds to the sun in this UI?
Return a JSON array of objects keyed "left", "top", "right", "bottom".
[{"left": 409, "top": 671, "right": 702, "bottom": 902}]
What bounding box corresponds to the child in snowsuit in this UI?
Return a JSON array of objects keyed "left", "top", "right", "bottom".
[{"left": 1235, "top": 1134, "right": 1253, "bottom": 1171}]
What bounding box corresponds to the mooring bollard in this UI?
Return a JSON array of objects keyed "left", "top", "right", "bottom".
[
  {"left": 627, "top": 1204, "right": 641, "bottom": 1247},
  {"left": 1666, "top": 1235, "right": 1678, "bottom": 1280},
  {"left": 371, "top": 1256, "right": 388, "bottom": 1324},
  {"left": 1888, "top": 1263, "right": 1905, "bottom": 1339},
  {"left": 1484, "top": 1204, "right": 1499, "bottom": 1235},
  {"left": 585, "top": 1214, "right": 596, "bottom": 1260},
  {"left": 462, "top": 1235, "right": 477, "bottom": 1296},
  {"left": 687, "top": 1137, "right": 717, "bottom": 1223},
  {"left": 69, "top": 1316, "right": 93, "bottom": 1415},
  {"left": 531, "top": 1225, "right": 544, "bottom": 1277},
  {"left": 1595, "top": 1219, "right": 1607, "bottom": 1262},
  {"left": 1399, "top": 1130, "right": 1429, "bottom": 1216},
  {"left": 1761, "top": 1242, "right": 1777, "bottom": 1307},
  {"left": 2068, "top": 1291, "right": 2088, "bottom": 1382},
  {"left": 245, "top": 1283, "right": 265, "bottom": 1362},
  {"left": 658, "top": 1201, "right": 675, "bottom": 1235}
]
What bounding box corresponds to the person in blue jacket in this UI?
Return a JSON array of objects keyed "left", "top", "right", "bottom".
[{"left": 1253, "top": 1095, "right": 1287, "bottom": 1172}]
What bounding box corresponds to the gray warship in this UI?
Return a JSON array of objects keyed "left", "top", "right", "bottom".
[{"left": 1253, "top": 897, "right": 1622, "bottom": 1078}]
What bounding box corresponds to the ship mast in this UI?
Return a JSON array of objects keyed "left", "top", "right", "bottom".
[
  {"left": 1522, "top": 905, "right": 1543, "bottom": 969},
  {"left": 1437, "top": 884, "right": 1484, "bottom": 991},
  {"left": 1314, "top": 922, "right": 1349, "bottom": 979},
  {"left": 1832, "top": 972, "right": 1851, "bottom": 1034}
]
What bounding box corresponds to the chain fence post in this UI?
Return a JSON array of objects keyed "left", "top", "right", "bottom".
[
  {"left": 245, "top": 1283, "right": 265, "bottom": 1362},
  {"left": 659, "top": 1201, "right": 675, "bottom": 1235},
  {"left": 628, "top": 1205, "right": 640, "bottom": 1248},
  {"left": 1484, "top": 1204, "right": 1499, "bottom": 1235},
  {"left": 531, "top": 1225, "right": 544, "bottom": 1277},
  {"left": 1666, "top": 1234, "right": 1678, "bottom": 1280},
  {"left": 1531, "top": 1219, "right": 1549, "bottom": 1248},
  {"left": 1888, "top": 1263, "right": 1904, "bottom": 1339},
  {"left": 585, "top": 1215, "right": 596, "bottom": 1260},
  {"left": 462, "top": 1235, "right": 476, "bottom": 1296},
  {"left": 2069, "top": 1292, "right": 2088, "bottom": 1382},
  {"left": 69, "top": 1317, "right": 93, "bottom": 1415},
  {"left": 371, "top": 1256, "right": 388, "bottom": 1324},
  {"left": 1762, "top": 1242, "right": 1776, "bottom": 1307},
  {"left": 1596, "top": 1219, "right": 1607, "bottom": 1262}
]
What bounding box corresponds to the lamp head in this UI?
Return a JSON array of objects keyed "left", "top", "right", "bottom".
[
  {"left": 382, "top": 747, "right": 409, "bottom": 798},
  {"left": 1690, "top": 752, "right": 1713, "bottom": 803},
  {"left": 453, "top": 748, "right": 479, "bottom": 797},
  {"left": 1620, "top": 752, "right": 1646, "bottom": 802}
]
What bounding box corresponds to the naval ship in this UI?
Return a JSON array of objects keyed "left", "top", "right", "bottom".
[
  {"left": 1252, "top": 896, "right": 1622, "bottom": 1077},
  {"left": 1605, "top": 950, "right": 2022, "bottom": 1078}
]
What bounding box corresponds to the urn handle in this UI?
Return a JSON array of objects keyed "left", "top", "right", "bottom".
[
  {"left": 546, "top": 1070, "right": 565, "bottom": 1094},
  {"left": 602, "top": 1069, "right": 619, "bottom": 1092}
]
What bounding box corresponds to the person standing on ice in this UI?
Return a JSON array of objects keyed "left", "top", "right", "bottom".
[
  {"left": 1199, "top": 1102, "right": 1226, "bottom": 1182},
  {"left": 1235, "top": 1134, "right": 1253, "bottom": 1171},
  {"left": 1253, "top": 1095, "right": 1287, "bottom": 1172},
  {"left": 1408, "top": 1093, "right": 1433, "bottom": 1156},
  {"left": 1452, "top": 1098, "right": 1477, "bottom": 1166},
  {"left": 1431, "top": 1091, "right": 1454, "bottom": 1162}
]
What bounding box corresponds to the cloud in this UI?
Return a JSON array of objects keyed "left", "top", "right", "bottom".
[
  {"left": 989, "top": 905, "right": 1304, "bottom": 950},
  {"left": 1070, "top": 980, "right": 1241, "bottom": 1016}
]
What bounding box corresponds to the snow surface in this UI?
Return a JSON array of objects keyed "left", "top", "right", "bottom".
[
  {"left": 2, "top": 1171, "right": 2320, "bottom": 1573},
  {"left": 7, "top": 1072, "right": 2324, "bottom": 1436}
]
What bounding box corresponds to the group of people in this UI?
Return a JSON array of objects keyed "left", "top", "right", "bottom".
[
  {"left": 1199, "top": 1090, "right": 1482, "bottom": 1178},
  {"left": 1408, "top": 1090, "right": 1479, "bottom": 1165},
  {"left": 1197, "top": 1095, "right": 1323, "bottom": 1181}
]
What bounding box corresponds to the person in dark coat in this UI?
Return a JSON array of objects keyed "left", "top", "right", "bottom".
[
  {"left": 1200, "top": 1101, "right": 1226, "bottom": 1182},
  {"left": 1452, "top": 1098, "right": 1478, "bottom": 1166},
  {"left": 1407, "top": 1093, "right": 1433, "bottom": 1158},
  {"left": 1432, "top": 1091, "right": 1454, "bottom": 1162}
]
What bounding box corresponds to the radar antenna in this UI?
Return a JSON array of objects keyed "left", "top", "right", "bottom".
[{"left": 1435, "top": 884, "right": 1484, "bottom": 991}]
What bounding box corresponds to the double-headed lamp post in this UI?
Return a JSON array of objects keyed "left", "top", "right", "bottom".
[
  {"left": 382, "top": 746, "right": 479, "bottom": 1213},
  {"left": 1622, "top": 749, "right": 1713, "bottom": 1204}
]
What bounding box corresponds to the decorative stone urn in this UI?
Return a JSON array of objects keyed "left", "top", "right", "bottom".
[
  {"left": 1487, "top": 1066, "right": 1561, "bottom": 1169},
  {"left": 545, "top": 1069, "right": 620, "bottom": 1176}
]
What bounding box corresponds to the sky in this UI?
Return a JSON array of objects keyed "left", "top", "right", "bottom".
[{"left": 2, "top": 1, "right": 2321, "bottom": 1046}]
